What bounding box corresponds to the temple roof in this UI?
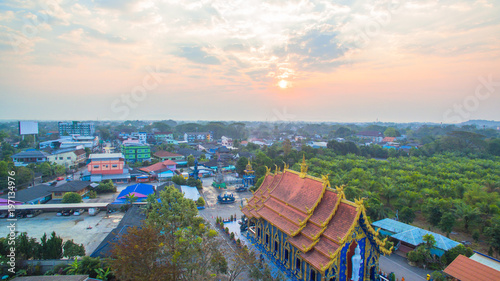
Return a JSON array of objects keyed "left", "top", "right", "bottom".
[{"left": 242, "top": 167, "right": 392, "bottom": 272}]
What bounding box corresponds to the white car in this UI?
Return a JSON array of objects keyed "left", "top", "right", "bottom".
[
  {"left": 56, "top": 210, "right": 63, "bottom": 216},
  {"left": 73, "top": 209, "right": 85, "bottom": 216}
]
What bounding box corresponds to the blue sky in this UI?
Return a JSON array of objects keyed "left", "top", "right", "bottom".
[{"left": 0, "top": 0, "right": 499, "bottom": 122}]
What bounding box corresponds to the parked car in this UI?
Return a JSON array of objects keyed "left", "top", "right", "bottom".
[
  {"left": 26, "top": 210, "right": 42, "bottom": 218},
  {"left": 88, "top": 208, "right": 100, "bottom": 216},
  {"left": 50, "top": 181, "right": 58, "bottom": 186},
  {"left": 62, "top": 209, "right": 74, "bottom": 216},
  {"left": 16, "top": 211, "right": 27, "bottom": 218},
  {"left": 57, "top": 210, "right": 63, "bottom": 216},
  {"left": 0, "top": 212, "right": 9, "bottom": 219},
  {"left": 73, "top": 209, "right": 85, "bottom": 216},
  {"left": 57, "top": 177, "right": 64, "bottom": 181}
]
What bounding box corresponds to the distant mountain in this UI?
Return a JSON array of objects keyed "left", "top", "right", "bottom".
[{"left": 460, "top": 120, "right": 500, "bottom": 128}]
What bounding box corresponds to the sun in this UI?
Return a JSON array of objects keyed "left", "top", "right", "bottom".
[{"left": 278, "top": 80, "right": 289, "bottom": 89}]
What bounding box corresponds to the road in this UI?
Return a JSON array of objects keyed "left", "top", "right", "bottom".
[{"left": 380, "top": 254, "right": 433, "bottom": 281}]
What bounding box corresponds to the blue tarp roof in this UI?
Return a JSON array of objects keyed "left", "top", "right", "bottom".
[
  {"left": 112, "top": 183, "right": 154, "bottom": 204},
  {"left": 373, "top": 218, "right": 461, "bottom": 251}
]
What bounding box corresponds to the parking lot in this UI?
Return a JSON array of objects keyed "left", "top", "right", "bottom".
[{"left": 0, "top": 211, "right": 124, "bottom": 256}]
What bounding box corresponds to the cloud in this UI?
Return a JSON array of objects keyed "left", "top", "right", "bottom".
[{"left": 179, "top": 46, "right": 221, "bottom": 65}]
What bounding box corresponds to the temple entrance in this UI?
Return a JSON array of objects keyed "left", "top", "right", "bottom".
[
  {"left": 370, "top": 266, "right": 376, "bottom": 280},
  {"left": 346, "top": 240, "right": 358, "bottom": 280}
]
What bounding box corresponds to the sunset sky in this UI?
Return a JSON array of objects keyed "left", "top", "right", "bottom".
[{"left": 0, "top": 0, "right": 499, "bottom": 122}]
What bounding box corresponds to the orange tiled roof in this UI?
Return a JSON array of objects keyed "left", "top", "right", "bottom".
[
  {"left": 443, "top": 254, "right": 500, "bottom": 281},
  {"left": 382, "top": 137, "right": 396, "bottom": 142},
  {"left": 242, "top": 169, "right": 364, "bottom": 271}
]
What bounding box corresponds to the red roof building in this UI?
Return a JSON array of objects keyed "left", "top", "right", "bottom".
[
  {"left": 242, "top": 157, "right": 391, "bottom": 281},
  {"left": 153, "top": 150, "right": 185, "bottom": 161},
  {"left": 443, "top": 254, "right": 500, "bottom": 281},
  {"left": 140, "top": 160, "right": 177, "bottom": 174}
]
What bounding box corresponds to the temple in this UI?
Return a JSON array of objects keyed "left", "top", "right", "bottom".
[
  {"left": 242, "top": 157, "right": 392, "bottom": 281},
  {"left": 243, "top": 160, "right": 256, "bottom": 188}
]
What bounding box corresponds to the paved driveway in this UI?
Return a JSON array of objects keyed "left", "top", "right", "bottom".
[{"left": 380, "top": 254, "right": 433, "bottom": 281}]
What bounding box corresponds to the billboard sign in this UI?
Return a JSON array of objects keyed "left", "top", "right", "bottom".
[{"left": 19, "top": 121, "right": 39, "bottom": 135}]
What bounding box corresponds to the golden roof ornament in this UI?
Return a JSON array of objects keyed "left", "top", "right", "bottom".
[
  {"left": 335, "top": 185, "right": 346, "bottom": 199},
  {"left": 282, "top": 161, "right": 289, "bottom": 170},
  {"left": 265, "top": 166, "right": 271, "bottom": 175},
  {"left": 299, "top": 154, "right": 308, "bottom": 178},
  {"left": 321, "top": 174, "right": 331, "bottom": 188}
]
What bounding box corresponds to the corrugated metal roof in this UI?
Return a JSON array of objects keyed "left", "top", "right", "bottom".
[
  {"left": 444, "top": 255, "right": 500, "bottom": 281},
  {"left": 372, "top": 218, "right": 417, "bottom": 234},
  {"left": 391, "top": 228, "right": 460, "bottom": 251}
]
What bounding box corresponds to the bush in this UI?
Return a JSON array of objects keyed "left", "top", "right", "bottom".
[
  {"left": 172, "top": 175, "right": 187, "bottom": 185},
  {"left": 87, "top": 190, "right": 97, "bottom": 199},
  {"left": 441, "top": 244, "right": 473, "bottom": 266},
  {"left": 472, "top": 230, "right": 480, "bottom": 243},
  {"left": 431, "top": 271, "right": 446, "bottom": 281},
  {"left": 196, "top": 197, "right": 205, "bottom": 207},
  {"left": 95, "top": 180, "right": 116, "bottom": 194},
  {"left": 62, "top": 192, "right": 82, "bottom": 203}
]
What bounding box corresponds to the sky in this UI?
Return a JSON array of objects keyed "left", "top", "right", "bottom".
[{"left": 0, "top": 0, "right": 499, "bottom": 123}]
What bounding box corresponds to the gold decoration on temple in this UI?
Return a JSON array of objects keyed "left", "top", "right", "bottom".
[
  {"left": 335, "top": 185, "right": 346, "bottom": 199},
  {"left": 321, "top": 174, "right": 331, "bottom": 188},
  {"left": 299, "top": 154, "right": 308, "bottom": 178},
  {"left": 282, "top": 161, "right": 289, "bottom": 170},
  {"left": 265, "top": 166, "right": 272, "bottom": 175}
]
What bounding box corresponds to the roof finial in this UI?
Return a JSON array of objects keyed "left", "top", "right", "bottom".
[
  {"left": 265, "top": 166, "right": 271, "bottom": 176},
  {"left": 300, "top": 154, "right": 308, "bottom": 178}
]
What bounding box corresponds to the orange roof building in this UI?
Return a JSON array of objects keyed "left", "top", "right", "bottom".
[
  {"left": 242, "top": 157, "right": 391, "bottom": 281},
  {"left": 443, "top": 254, "right": 500, "bottom": 281}
]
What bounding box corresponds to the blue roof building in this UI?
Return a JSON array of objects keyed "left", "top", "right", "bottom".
[
  {"left": 112, "top": 183, "right": 155, "bottom": 204},
  {"left": 372, "top": 218, "right": 461, "bottom": 256}
]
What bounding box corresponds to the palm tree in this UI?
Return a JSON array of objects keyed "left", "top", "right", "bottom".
[
  {"left": 455, "top": 203, "right": 480, "bottom": 232},
  {"left": 380, "top": 184, "right": 397, "bottom": 206}
]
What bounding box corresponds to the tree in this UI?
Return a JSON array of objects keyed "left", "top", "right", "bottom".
[
  {"left": 235, "top": 157, "right": 248, "bottom": 176},
  {"left": 67, "top": 257, "right": 81, "bottom": 275},
  {"left": 422, "top": 234, "right": 436, "bottom": 249},
  {"left": 399, "top": 207, "right": 416, "bottom": 224},
  {"left": 384, "top": 127, "right": 400, "bottom": 137},
  {"left": 172, "top": 175, "right": 187, "bottom": 185},
  {"left": 380, "top": 184, "right": 397, "bottom": 206},
  {"left": 187, "top": 155, "right": 195, "bottom": 167},
  {"left": 63, "top": 240, "right": 85, "bottom": 258},
  {"left": 439, "top": 212, "right": 456, "bottom": 237},
  {"left": 111, "top": 186, "right": 223, "bottom": 280},
  {"left": 110, "top": 224, "right": 169, "bottom": 280},
  {"left": 441, "top": 244, "right": 473, "bottom": 266},
  {"left": 485, "top": 217, "right": 500, "bottom": 257},
  {"left": 487, "top": 138, "right": 500, "bottom": 156},
  {"left": 455, "top": 203, "right": 480, "bottom": 232},
  {"left": 196, "top": 197, "right": 205, "bottom": 207},
  {"left": 62, "top": 192, "right": 82, "bottom": 203},
  {"left": 282, "top": 139, "right": 292, "bottom": 156},
  {"left": 334, "top": 127, "right": 353, "bottom": 138},
  {"left": 41, "top": 232, "right": 63, "bottom": 259},
  {"left": 95, "top": 180, "right": 116, "bottom": 193}
]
